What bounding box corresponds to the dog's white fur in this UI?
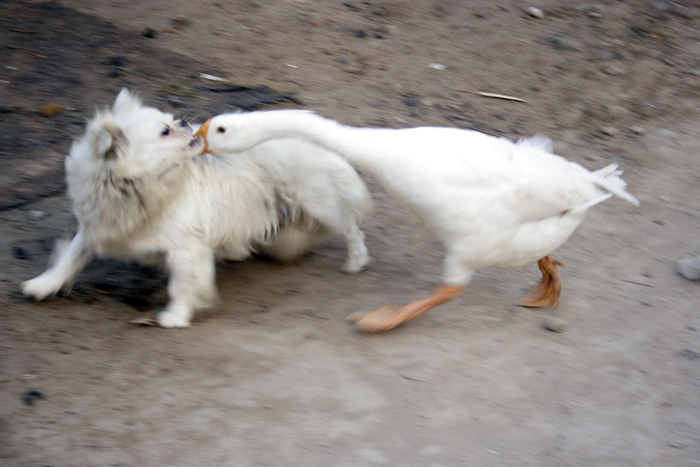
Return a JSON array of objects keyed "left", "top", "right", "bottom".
[{"left": 21, "top": 89, "right": 372, "bottom": 327}]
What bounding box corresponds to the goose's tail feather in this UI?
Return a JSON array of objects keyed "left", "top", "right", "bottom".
[{"left": 592, "top": 163, "right": 640, "bottom": 207}]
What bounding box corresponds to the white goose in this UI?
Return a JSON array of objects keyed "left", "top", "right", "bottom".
[{"left": 195, "top": 111, "right": 639, "bottom": 332}]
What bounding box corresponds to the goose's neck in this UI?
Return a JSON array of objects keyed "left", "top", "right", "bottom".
[{"left": 249, "top": 111, "right": 394, "bottom": 173}]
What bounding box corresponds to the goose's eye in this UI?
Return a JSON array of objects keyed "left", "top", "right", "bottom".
[
  {"left": 161, "top": 126, "right": 171, "bottom": 137},
  {"left": 216, "top": 127, "right": 225, "bottom": 134}
]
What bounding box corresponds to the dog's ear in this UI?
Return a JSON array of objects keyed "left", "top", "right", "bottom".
[
  {"left": 91, "top": 119, "right": 128, "bottom": 161},
  {"left": 112, "top": 88, "right": 142, "bottom": 117}
]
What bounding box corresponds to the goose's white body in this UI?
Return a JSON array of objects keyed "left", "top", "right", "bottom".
[{"left": 201, "top": 110, "right": 639, "bottom": 288}]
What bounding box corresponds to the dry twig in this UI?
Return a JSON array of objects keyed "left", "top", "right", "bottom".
[{"left": 460, "top": 90, "right": 527, "bottom": 103}]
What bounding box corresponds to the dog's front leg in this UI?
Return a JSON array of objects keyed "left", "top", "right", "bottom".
[
  {"left": 22, "top": 229, "right": 94, "bottom": 300},
  {"left": 157, "top": 245, "right": 217, "bottom": 328}
]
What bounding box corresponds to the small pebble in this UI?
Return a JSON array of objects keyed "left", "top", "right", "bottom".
[
  {"left": 638, "top": 299, "right": 651, "bottom": 307},
  {"left": 600, "top": 126, "right": 619, "bottom": 137},
  {"left": 678, "top": 349, "right": 700, "bottom": 360},
  {"left": 630, "top": 126, "right": 646, "bottom": 135},
  {"left": 373, "top": 26, "right": 389, "bottom": 39},
  {"left": 370, "top": 6, "right": 386, "bottom": 16},
  {"left": 678, "top": 254, "right": 700, "bottom": 281},
  {"left": 601, "top": 63, "right": 626, "bottom": 76},
  {"left": 547, "top": 35, "right": 585, "bottom": 52},
  {"left": 526, "top": 6, "right": 544, "bottom": 19},
  {"left": 597, "top": 49, "right": 622, "bottom": 60},
  {"left": 578, "top": 3, "right": 603, "bottom": 17},
  {"left": 23, "top": 388, "right": 45, "bottom": 405},
  {"left": 27, "top": 210, "right": 49, "bottom": 220},
  {"left": 651, "top": 1, "right": 670, "bottom": 12},
  {"left": 40, "top": 103, "right": 64, "bottom": 118},
  {"left": 142, "top": 28, "right": 158, "bottom": 39},
  {"left": 353, "top": 29, "right": 367, "bottom": 38},
  {"left": 404, "top": 98, "right": 421, "bottom": 107},
  {"left": 12, "top": 246, "right": 30, "bottom": 260},
  {"left": 543, "top": 318, "right": 568, "bottom": 333}
]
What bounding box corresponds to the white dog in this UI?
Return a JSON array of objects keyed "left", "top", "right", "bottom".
[{"left": 21, "top": 89, "right": 372, "bottom": 327}]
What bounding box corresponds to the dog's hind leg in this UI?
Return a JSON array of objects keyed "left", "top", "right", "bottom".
[
  {"left": 157, "top": 245, "right": 217, "bottom": 328},
  {"left": 22, "top": 229, "right": 94, "bottom": 300},
  {"left": 341, "top": 224, "right": 370, "bottom": 273},
  {"left": 298, "top": 200, "right": 370, "bottom": 273}
]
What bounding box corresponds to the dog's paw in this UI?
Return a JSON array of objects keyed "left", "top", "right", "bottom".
[
  {"left": 156, "top": 310, "right": 192, "bottom": 328},
  {"left": 342, "top": 255, "right": 372, "bottom": 274},
  {"left": 21, "top": 277, "right": 59, "bottom": 301}
]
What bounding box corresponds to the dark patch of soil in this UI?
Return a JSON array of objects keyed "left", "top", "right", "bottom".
[{"left": 0, "top": 1, "right": 297, "bottom": 209}]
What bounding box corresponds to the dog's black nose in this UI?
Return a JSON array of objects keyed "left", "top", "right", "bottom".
[{"left": 178, "top": 119, "right": 190, "bottom": 128}]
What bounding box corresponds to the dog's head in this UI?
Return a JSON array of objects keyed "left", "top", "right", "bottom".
[
  {"left": 66, "top": 89, "right": 205, "bottom": 237},
  {"left": 68, "top": 89, "right": 204, "bottom": 181}
]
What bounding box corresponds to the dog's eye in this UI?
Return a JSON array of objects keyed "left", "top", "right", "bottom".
[
  {"left": 161, "top": 127, "right": 170, "bottom": 137},
  {"left": 216, "top": 127, "right": 225, "bottom": 134}
]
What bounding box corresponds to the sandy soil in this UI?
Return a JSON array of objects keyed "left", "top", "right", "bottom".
[{"left": 1, "top": 0, "right": 699, "bottom": 465}]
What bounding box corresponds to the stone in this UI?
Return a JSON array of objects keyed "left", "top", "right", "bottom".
[
  {"left": 27, "top": 210, "right": 49, "bottom": 220},
  {"left": 600, "top": 126, "right": 620, "bottom": 137},
  {"left": 526, "top": 7, "right": 544, "bottom": 19},
  {"left": 543, "top": 318, "right": 569, "bottom": 333},
  {"left": 678, "top": 254, "right": 700, "bottom": 281},
  {"left": 601, "top": 63, "right": 626, "bottom": 76},
  {"left": 578, "top": 3, "right": 603, "bottom": 18}
]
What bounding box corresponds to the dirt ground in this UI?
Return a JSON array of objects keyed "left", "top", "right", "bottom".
[{"left": 1, "top": 0, "right": 699, "bottom": 465}]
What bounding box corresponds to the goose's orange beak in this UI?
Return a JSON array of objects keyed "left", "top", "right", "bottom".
[{"left": 194, "top": 118, "right": 212, "bottom": 155}]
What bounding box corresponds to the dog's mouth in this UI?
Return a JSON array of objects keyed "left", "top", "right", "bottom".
[{"left": 189, "top": 135, "right": 204, "bottom": 150}]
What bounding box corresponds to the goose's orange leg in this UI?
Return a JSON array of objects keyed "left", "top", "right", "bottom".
[
  {"left": 347, "top": 285, "right": 465, "bottom": 333},
  {"left": 520, "top": 256, "right": 564, "bottom": 308}
]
